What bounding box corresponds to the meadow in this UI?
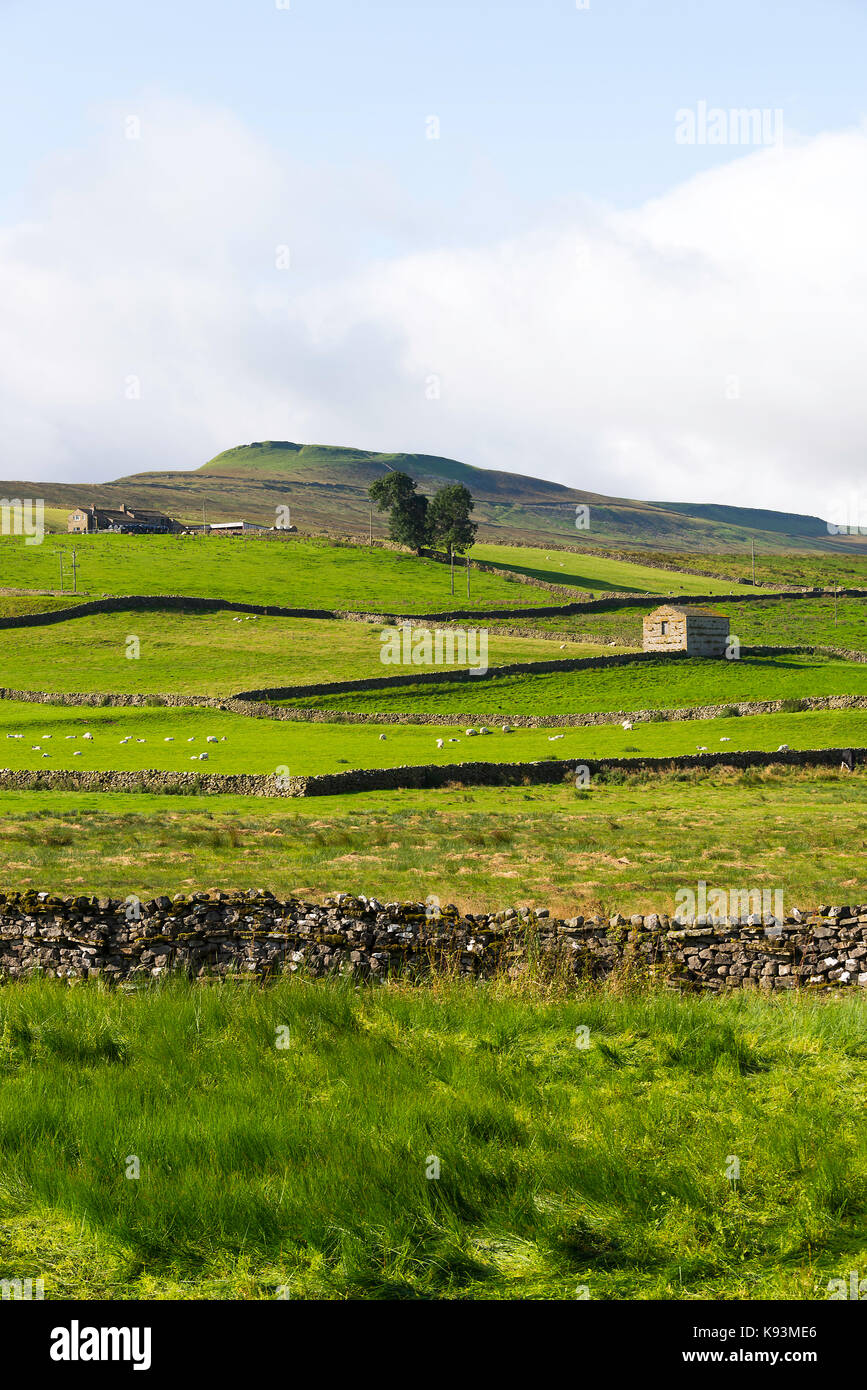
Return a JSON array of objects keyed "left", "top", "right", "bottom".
[
  {"left": 0, "top": 977, "right": 863, "bottom": 1300},
  {"left": 531, "top": 596, "right": 867, "bottom": 654},
  {"left": 0, "top": 701, "right": 863, "bottom": 778},
  {"left": 0, "top": 772, "right": 862, "bottom": 912},
  {"left": 0, "top": 534, "right": 556, "bottom": 613},
  {"left": 292, "top": 652, "right": 867, "bottom": 716},
  {"left": 471, "top": 542, "right": 743, "bottom": 595},
  {"left": 0, "top": 611, "right": 616, "bottom": 698}
]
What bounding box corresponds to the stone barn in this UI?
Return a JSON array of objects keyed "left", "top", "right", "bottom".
[{"left": 643, "top": 605, "right": 729, "bottom": 657}]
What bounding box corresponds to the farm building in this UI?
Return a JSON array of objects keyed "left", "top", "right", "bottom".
[
  {"left": 206, "top": 520, "right": 269, "bottom": 535},
  {"left": 642, "top": 605, "right": 729, "bottom": 657},
  {"left": 68, "top": 503, "right": 181, "bottom": 534}
]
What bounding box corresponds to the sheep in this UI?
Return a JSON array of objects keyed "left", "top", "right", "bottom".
[
  {"left": 41, "top": 753, "right": 50, "bottom": 759},
  {"left": 31, "top": 746, "right": 40, "bottom": 751},
  {"left": 219, "top": 736, "right": 227, "bottom": 742},
  {"left": 120, "top": 737, "right": 131, "bottom": 744},
  {"left": 199, "top": 752, "right": 208, "bottom": 761},
  {"left": 621, "top": 720, "right": 633, "bottom": 731},
  {"left": 379, "top": 733, "right": 386, "bottom": 741},
  {"left": 465, "top": 728, "right": 477, "bottom": 736},
  {"left": 697, "top": 746, "right": 708, "bottom": 752},
  {"left": 206, "top": 736, "right": 218, "bottom": 744},
  {"left": 559, "top": 643, "right": 566, "bottom": 650},
  {"left": 187, "top": 737, "right": 195, "bottom": 743},
  {"left": 720, "top": 736, "right": 731, "bottom": 742},
  {"left": 73, "top": 750, "right": 82, "bottom": 756},
  {"left": 548, "top": 734, "right": 564, "bottom": 741},
  {"left": 436, "top": 739, "right": 444, "bottom": 749},
  {"left": 164, "top": 737, "right": 174, "bottom": 742},
  {"left": 136, "top": 738, "right": 145, "bottom": 743},
  {"left": 43, "top": 734, "right": 52, "bottom": 740},
  {"left": 777, "top": 744, "right": 790, "bottom": 752},
  {"left": 501, "top": 725, "right": 512, "bottom": 733},
  {"left": 82, "top": 733, "right": 93, "bottom": 740},
  {"left": 448, "top": 737, "right": 458, "bottom": 742}
]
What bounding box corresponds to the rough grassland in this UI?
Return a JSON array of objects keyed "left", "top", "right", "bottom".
[
  {"left": 293, "top": 653, "right": 867, "bottom": 715},
  {"left": 471, "top": 543, "right": 745, "bottom": 595},
  {"left": 0, "top": 612, "right": 617, "bottom": 697},
  {"left": 0, "top": 535, "right": 555, "bottom": 613},
  {"left": 0, "top": 772, "right": 862, "bottom": 913},
  {"left": 0, "top": 978, "right": 863, "bottom": 1300}
]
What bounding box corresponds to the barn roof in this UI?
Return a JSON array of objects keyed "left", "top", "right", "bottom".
[{"left": 645, "top": 604, "right": 728, "bottom": 619}]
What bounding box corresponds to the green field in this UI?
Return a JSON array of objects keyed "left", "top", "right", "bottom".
[
  {"left": 292, "top": 653, "right": 867, "bottom": 716},
  {"left": 0, "top": 611, "right": 611, "bottom": 697},
  {"left": 602, "top": 548, "right": 867, "bottom": 591},
  {"left": 532, "top": 596, "right": 867, "bottom": 655},
  {"left": 0, "top": 535, "right": 554, "bottom": 614},
  {"left": 0, "top": 976, "right": 863, "bottom": 1300},
  {"left": 471, "top": 542, "right": 743, "bottom": 595},
  {"left": 0, "top": 701, "right": 863, "bottom": 777},
  {"left": 0, "top": 773, "right": 862, "bottom": 913}
]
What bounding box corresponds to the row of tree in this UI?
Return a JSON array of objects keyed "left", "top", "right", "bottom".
[{"left": 368, "top": 472, "right": 477, "bottom": 557}]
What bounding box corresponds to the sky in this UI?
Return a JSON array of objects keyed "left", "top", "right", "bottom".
[{"left": 1, "top": 0, "right": 865, "bottom": 521}]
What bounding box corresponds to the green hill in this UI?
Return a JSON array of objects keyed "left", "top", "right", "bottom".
[{"left": 4, "top": 439, "right": 866, "bottom": 556}]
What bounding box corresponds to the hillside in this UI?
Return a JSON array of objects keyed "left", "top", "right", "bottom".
[{"left": 4, "top": 439, "right": 866, "bottom": 556}]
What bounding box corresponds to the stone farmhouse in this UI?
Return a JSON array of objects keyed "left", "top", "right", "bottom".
[
  {"left": 642, "top": 604, "right": 730, "bottom": 657},
  {"left": 67, "top": 503, "right": 181, "bottom": 534}
]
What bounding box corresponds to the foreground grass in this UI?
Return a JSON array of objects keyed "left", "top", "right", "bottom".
[
  {"left": 0, "top": 771, "right": 862, "bottom": 914},
  {"left": 0, "top": 977, "right": 863, "bottom": 1300},
  {"left": 295, "top": 652, "right": 867, "bottom": 715}
]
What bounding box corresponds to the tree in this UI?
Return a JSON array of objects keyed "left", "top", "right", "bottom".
[
  {"left": 426, "top": 483, "right": 477, "bottom": 556},
  {"left": 427, "top": 483, "right": 477, "bottom": 595},
  {"left": 368, "top": 471, "right": 429, "bottom": 551}
]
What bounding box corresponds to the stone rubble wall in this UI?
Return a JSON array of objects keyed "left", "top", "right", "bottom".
[
  {"left": 0, "top": 745, "right": 861, "bottom": 799},
  {"left": 0, "top": 890, "right": 864, "bottom": 993},
  {"left": 0, "top": 588, "right": 863, "bottom": 632}
]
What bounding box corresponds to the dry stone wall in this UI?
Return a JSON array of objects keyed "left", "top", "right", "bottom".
[
  {"left": 0, "top": 890, "right": 864, "bottom": 993},
  {"left": 0, "top": 745, "right": 861, "bottom": 799}
]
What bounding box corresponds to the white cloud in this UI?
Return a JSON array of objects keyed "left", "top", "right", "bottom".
[{"left": 1, "top": 98, "right": 865, "bottom": 522}]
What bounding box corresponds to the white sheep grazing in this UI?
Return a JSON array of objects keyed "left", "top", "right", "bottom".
[
  {"left": 219, "top": 736, "right": 227, "bottom": 742},
  {"left": 136, "top": 738, "right": 145, "bottom": 743},
  {"left": 548, "top": 734, "right": 564, "bottom": 741},
  {"left": 73, "top": 751, "right": 82, "bottom": 756},
  {"left": 187, "top": 736, "right": 195, "bottom": 743},
  {"left": 32, "top": 746, "right": 40, "bottom": 751},
  {"left": 41, "top": 753, "right": 50, "bottom": 758},
  {"left": 82, "top": 732, "right": 93, "bottom": 740},
  {"left": 448, "top": 737, "right": 458, "bottom": 742},
  {"left": 199, "top": 752, "right": 208, "bottom": 760},
  {"left": 501, "top": 725, "right": 512, "bottom": 733},
  {"left": 720, "top": 736, "right": 731, "bottom": 741},
  {"left": 697, "top": 746, "right": 708, "bottom": 752},
  {"left": 379, "top": 733, "right": 386, "bottom": 741},
  {"left": 621, "top": 720, "right": 632, "bottom": 731},
  {"left": 164, "top": 737, "right": 174, "bottom": 742},
  {"left": 206, "top": 736, "right": 218, "bottom": 744},
  {"left": 465, "top": 728, "right": 477, "bottom": 736},
  {"left": 436, "top": 739, "right": 444, "bottom": 749},
  {"left": 777, "top": 744, "right": 790, "bottom": 752},
  {"left": 43, "top": 734, "right": 52, "bottom": 740}
]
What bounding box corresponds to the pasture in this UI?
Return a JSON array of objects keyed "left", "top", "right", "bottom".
[
  {"left": 0, "top": 700, "right": 863, "bottom": 777},
  {"left": 291, "top": 652, "right": 867, "bottom": 715},
  {"left": 0, "top": 611, "right": 614, "bottom": 697},
  {"left": 471, "top": 542, "right": 745, "bottom": 595},
  {"left": 0, "top": 534, "right": 549, "bottom": 613},
  {"left": 0, "top": 770, "right": 862, "bottom": 912}
]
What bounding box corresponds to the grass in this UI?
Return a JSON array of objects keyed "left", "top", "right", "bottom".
[
  {"left": 0, "top": 534, "right": 568, "bottom": 614},
  {"left": 528, "top": 596, "right": 867, "bottom": 654},
  {"left": 471, "top": 543, "right": 747, "bottom": 595},
  {"left": 603, "top": 549, "right": 867, "bottom": 591},
  {"left": 0, "top": 771, "right": 862, "bottom": 912},
  {"left": 0, "top": 976, "right": 863, "bottom": 1300},
  {"left": 0, "top": 701, "right": 864, "bottom": 777},
  {"left": 0, "top": 611, "right": 618, "bottom": 697},
  {"left": 293, "top": 653, "right": 867, "bottom": 716}
]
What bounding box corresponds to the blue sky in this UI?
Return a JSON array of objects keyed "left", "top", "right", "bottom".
[{"left": 1, "top": 0, "right": 866, "bottom": 517}]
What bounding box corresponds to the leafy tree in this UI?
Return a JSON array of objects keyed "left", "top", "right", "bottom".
[
  {"left": 426, "top": 483, "right": 477, "bottom": 557},
  {"left": 368, "top": 471, "right": 429, "bottom": 551}
]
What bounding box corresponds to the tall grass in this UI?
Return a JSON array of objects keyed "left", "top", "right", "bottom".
[{"left": 0, "top": 976, "right": 864, "bottom": 1300}]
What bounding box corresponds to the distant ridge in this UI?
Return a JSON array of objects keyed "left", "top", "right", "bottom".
[{"left": 3, "top": 439, "right": 864, "bottom": 555}]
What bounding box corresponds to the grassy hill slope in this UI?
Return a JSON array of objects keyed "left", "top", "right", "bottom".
[{"left": 6, "top": 439, "right": 866, "bottom": 556}]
